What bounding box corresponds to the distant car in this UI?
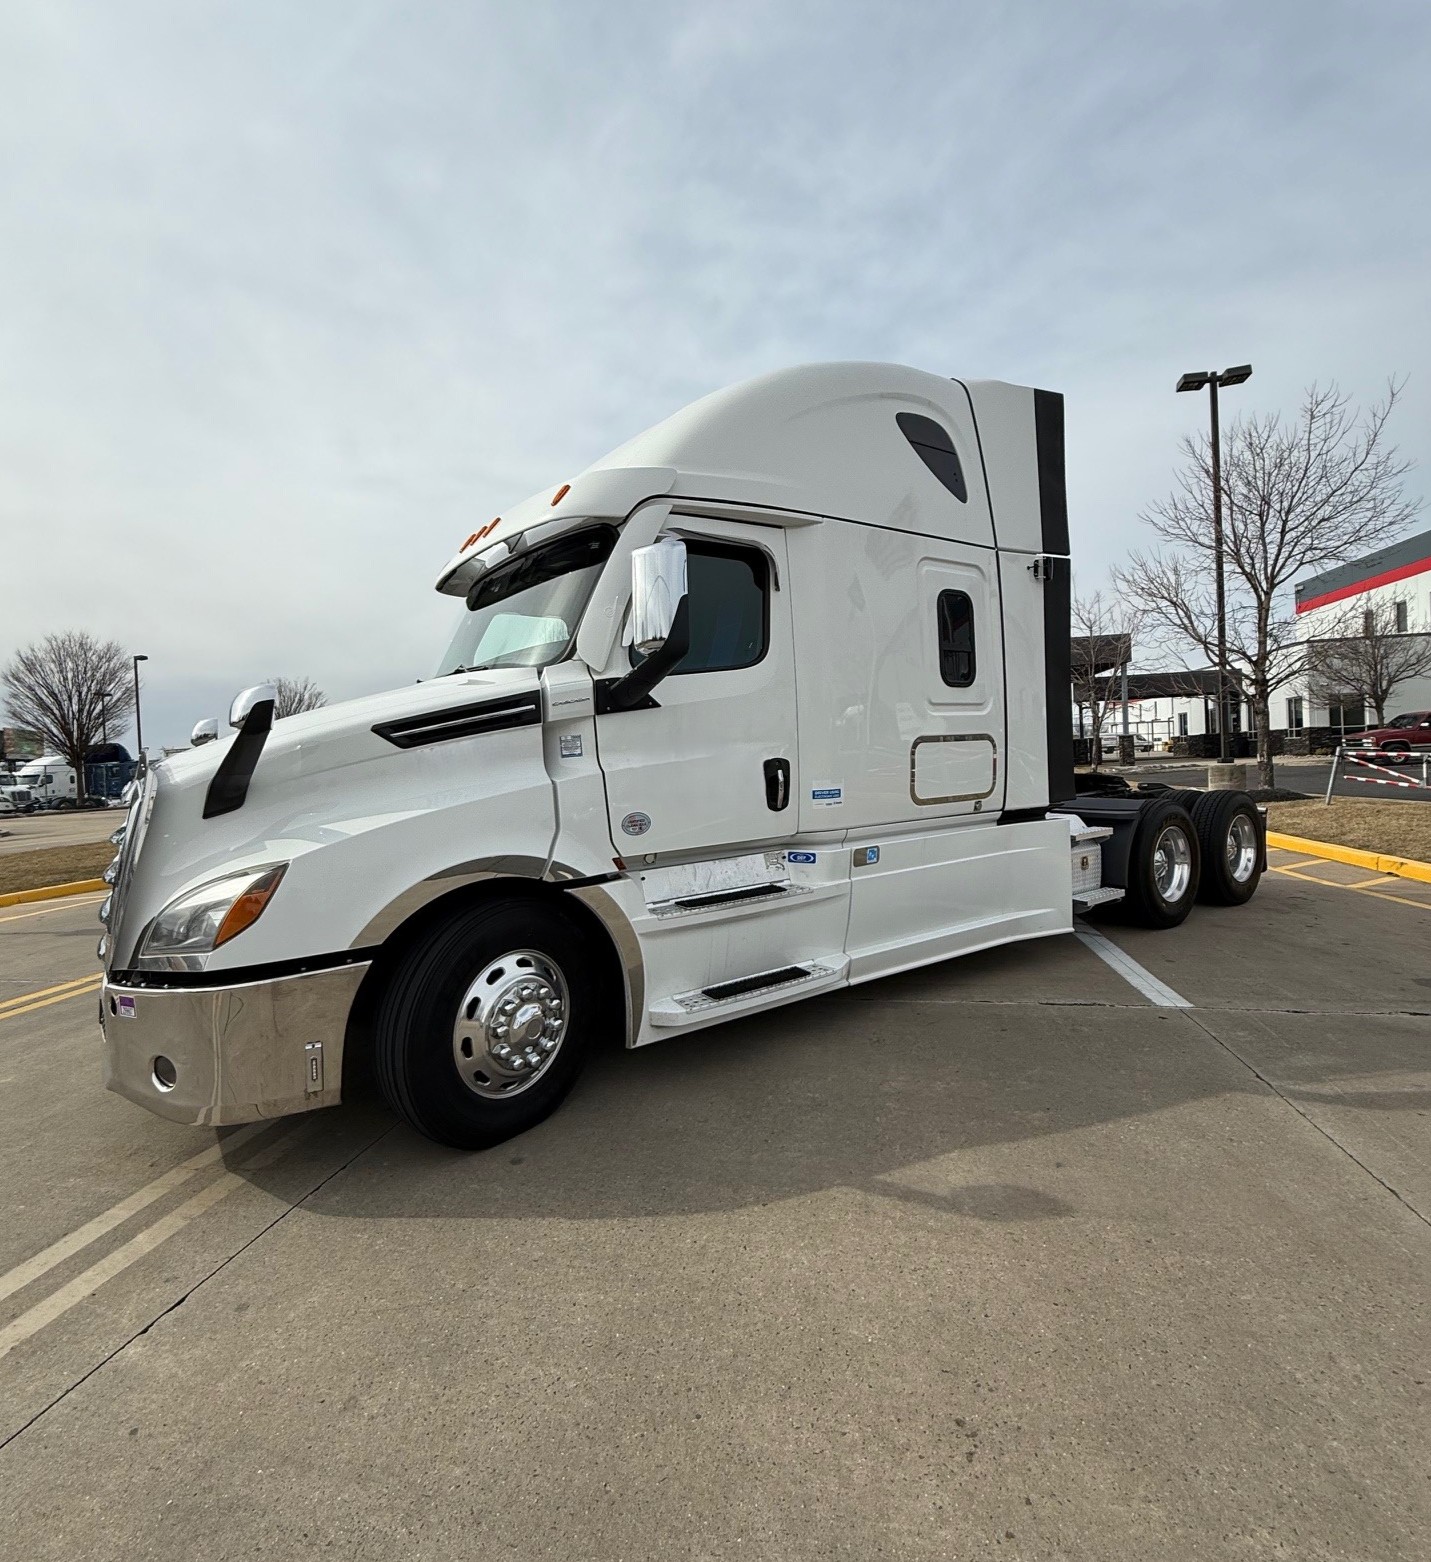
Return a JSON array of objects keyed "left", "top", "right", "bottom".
[
  {"left": 1351, "top": 711, "right": 1431, "bottom": 761},
  {"left": 1093, "top": 734, "right": 1152, "bottom": 764}
]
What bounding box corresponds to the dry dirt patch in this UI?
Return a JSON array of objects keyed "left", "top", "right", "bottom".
[
  {"left": 0, "top": 843, "right": 112, "bottom": 895},
  {"left": 1267, "top": 798, "right": 1431, "bottom": 863}
]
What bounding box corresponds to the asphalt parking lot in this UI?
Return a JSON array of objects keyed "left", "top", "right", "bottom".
[
  {"left": 2, "top": 859, "right": 1429, "bottom": 1560},
  {"left": 1111, "top": 753, "right": 1431, "bottom": 803},
  {"left": 0, "top": 809, "right": 120, "bottom": 857}
]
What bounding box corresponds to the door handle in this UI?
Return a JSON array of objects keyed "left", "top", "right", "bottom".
[{"left": 764, "top": 757, "right": 791, "bottom": 812}]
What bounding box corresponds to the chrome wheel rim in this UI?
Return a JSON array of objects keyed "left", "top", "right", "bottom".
[
  {"left": 451, "top": 950, "right": 568, "bottom": 1099},
  {"left": 1226, "top": 812, "right": 1258, "bottom": 883},
  {"left": 1152, "top": 823, "right": 1193, "bottom": 903}
]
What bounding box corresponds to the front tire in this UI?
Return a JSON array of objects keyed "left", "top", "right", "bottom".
[
  {"left": 1123, "top": 800, "right": 1201, "bottom": 929},
  {"left": 373, "top": 898, "right": 599, "bottom": 1150}
]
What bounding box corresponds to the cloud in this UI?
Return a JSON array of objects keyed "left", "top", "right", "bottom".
[{"left": 2, "top": 0, "right": 1428, "bottom": 747}]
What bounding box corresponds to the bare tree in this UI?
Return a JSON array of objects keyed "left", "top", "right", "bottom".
[
  {"left": 1305, "top": 594, "right": 1431, "bottom": 727},
  {"left": 1116, "top": 381, "right": 1421, "bottom": 787},
  {"left": 269, "top": 675, "right": 328, "bottom": 719},
  {"left": 1, "top": 632, "right": 137, "bottom": 804},
  {"left": 1070, "top": 588, "right": 1141, "bottom": 766}
]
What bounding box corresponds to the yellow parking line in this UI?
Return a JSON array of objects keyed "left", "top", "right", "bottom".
[
  {"left": 0, "top": 1176, "right": 243, "bottom": 1360},
  {"left": 0, "top": 895, "right": 105, "bottom": 925},
  {"left": 0, "top": 1120, "right": 314, "bottom": 1360},
  {"left": 0, "top": 972, "right": 100, "bottom": 1013},
  {"left": 1271, "top": 865, "right": 1431, "bottom": 913},
  {"left": 0, "top": 976, "right": 103, "bottom": 1022},
  {"left": 0, "top": 1121, "right": 273, "bottom": 1305}
]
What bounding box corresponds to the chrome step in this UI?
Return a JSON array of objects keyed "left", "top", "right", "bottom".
[
  {"left": 1073, "top": 886, "right": 1125, "bottom": 912},
  {"left": 648, "top": 957, "right": 848, "bottom": 1028}
]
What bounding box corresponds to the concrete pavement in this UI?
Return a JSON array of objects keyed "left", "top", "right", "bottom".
[{"left": 1, "top": 869, "right": 1428, "bottom": 1560}]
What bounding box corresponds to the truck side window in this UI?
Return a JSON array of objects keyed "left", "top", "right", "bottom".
[
  {"left": 937, "top": 590, "right": 976, "bottom": 686},
  {"left": 632, "top": 541, "right": 769, "bottom": 674}
]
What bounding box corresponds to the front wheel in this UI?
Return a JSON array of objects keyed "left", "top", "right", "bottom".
[{"left": 373, "top": 898, "right": 600, "bottom": 1150}]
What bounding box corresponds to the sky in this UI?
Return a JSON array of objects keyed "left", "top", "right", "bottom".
[{"left": 2, "top": 0, "right": 1429, "bottom": 751}]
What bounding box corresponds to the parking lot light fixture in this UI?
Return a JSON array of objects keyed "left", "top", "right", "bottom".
[
  {"left": 132, "top": 654, "right": 149, "bottom": 758},
  {"left": 1175, "top": 364, "right": 1253, "bottom": 763}
]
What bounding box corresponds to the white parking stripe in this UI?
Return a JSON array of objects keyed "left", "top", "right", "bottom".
[
  {"left": 0, "top": 1121, "right": 271, "bottom": 1305},
  {"left": 1075, "top": 925, "right": 1192, "bottom": 1009}
]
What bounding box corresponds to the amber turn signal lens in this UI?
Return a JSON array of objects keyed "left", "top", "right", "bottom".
[
  {"left": 551, "top": 484, "right": 570, "bottom": 506},
  {"left": 214, "top": 865, "right": 287, "bottom": 948}
]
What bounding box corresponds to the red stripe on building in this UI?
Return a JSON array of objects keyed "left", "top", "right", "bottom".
[{"left": 1296, "top": 554, "right": 1431, "bottom": 614}]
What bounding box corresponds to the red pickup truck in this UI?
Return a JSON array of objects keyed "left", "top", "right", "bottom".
[{"left": 1352, "top": 711, "right": 1431, "bottom": 758}]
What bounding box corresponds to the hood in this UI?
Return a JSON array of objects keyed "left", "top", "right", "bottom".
[
  {"left": 161, "top": 668, "right": 541, "bottom": 792},
  {"left": 111, "top": 666, "right": 555, "bottom": 971}
]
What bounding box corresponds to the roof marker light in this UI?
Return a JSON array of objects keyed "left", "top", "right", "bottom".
[
  {"left": 551, "top": 484, "right": 570, "bottom": 506},
  {"left": 460, "top": 519, "right": 501, "bottom": 550}
]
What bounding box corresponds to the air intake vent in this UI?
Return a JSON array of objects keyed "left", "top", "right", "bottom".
[{"left": 373, "top": 693, "right": 541, "bottom": 750}]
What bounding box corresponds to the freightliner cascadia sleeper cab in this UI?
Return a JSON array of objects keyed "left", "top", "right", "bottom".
[{"left": 97, "top": 364, "right": 1264, "bottom": 1149}]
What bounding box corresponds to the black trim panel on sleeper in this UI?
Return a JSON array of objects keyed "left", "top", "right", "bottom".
[{"left": 1034, "top": 388, "right": 1075, "bottom": 812}]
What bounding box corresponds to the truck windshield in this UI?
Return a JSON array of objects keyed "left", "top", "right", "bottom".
[{"left": 438, "top": 524, "right": 617, "bottom": 675}]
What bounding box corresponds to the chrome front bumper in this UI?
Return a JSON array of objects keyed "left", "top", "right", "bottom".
[{"left": 100, "top": 962, "right": 369, "bottom": 1126}]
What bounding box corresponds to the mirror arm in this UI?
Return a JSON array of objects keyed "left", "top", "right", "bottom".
[{"left": 592, "top": 598, "right": 691, "bottom": 715}]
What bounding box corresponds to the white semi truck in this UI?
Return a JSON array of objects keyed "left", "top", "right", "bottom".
[
  {"left": 3, "top": 755, "right": 78, "bottom": 809},
  {"left": 98, "top": 363, "right": 1264, "bottom": 1149}
]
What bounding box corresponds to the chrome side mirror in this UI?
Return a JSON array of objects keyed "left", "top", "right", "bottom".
[
  {"left": 191, "top": 718, "right": 220, "bottom": 747},
  {"left": 629, "top": 538, "right": 688, "bottom": 655},
  {"left": 229, "top": 684, "right": 277, "bottom": 730}
]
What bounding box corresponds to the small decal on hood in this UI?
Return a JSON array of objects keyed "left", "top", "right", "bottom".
[
  {"left": 621, "top": 811, "right": 652, "bottom": 837},
  {"left": 116, "top": 995, "right": 137, "bottom": 1020}
]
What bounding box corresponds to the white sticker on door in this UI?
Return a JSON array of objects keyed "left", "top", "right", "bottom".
[{"left": 810, "top": 784, "right": 844, "bottom": 808}]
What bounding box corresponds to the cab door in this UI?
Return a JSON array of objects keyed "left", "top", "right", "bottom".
[{"left": 594, "top": 519, "right": 796, "bottom": 858}]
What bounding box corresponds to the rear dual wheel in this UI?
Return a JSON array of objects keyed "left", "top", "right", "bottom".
[
  {"left": 1159, "top": 789, "right": 1264, "bottom": 906},
  {"left": 1123, "top": 800, "right": 1201, "bottom": 929}
]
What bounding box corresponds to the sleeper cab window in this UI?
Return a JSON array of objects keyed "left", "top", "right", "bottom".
[
  {"left": 896, "top": 412, "right": 968, "bottom": 502},
  {"left": 632, "top": 540, "right": 770, "bottom": 674},
  {"left": 937, "top": 589, "right": 976, "bottom": 687}
]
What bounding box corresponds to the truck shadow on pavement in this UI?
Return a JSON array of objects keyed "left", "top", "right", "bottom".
[
  {"left": 217, "top": 914, "right": 1431, "bottom": 1225},
  {"left": 229, "top": 945, "right": 1297, "bottom": 1223}
]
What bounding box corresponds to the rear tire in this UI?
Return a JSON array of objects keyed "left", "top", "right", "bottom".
[
  {"left": 1188, "top": 791, "right": 1263, "bottom": 904},
  {"left": 1122, "top": 800, "right": 1201, "bottom": 929},
  {"left": 373, "top": 898, "right": 599, "bottom": 1150}
]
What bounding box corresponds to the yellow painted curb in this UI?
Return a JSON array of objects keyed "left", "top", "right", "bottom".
[
  {"left": 0, "top": 878, "right": 107, "bottom": 909},
  {"left": 1266, "top": 832, "right": 1431, "bottom": 886}
]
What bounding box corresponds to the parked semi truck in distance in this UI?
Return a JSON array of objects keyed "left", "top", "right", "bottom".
[{"left": 98, "top": 363, "right": 1265, "bottom": 1149}]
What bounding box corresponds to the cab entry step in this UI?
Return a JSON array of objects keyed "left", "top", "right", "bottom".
[
  {"left": 648, "top": 957, "right": 850, "bottom": 1029},
  {"left": 702, "top": 966, "right": 809, "bottom": 1001}
]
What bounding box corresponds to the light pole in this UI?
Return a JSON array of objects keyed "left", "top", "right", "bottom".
[
  {"left": 132, "top": 654, "right": 149, "bottom": 757},
  {"left": 1175, "top": 364, "right": 1252, "bottom": 763}
]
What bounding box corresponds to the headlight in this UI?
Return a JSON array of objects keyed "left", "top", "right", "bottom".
[{"left": 138, "top": 865, "right": 287, "bottom": 966}]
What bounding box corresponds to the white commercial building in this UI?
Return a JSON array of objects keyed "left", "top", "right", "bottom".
[{"left": 1287, "top": 528, "right": 1431, "bottom": 734}]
